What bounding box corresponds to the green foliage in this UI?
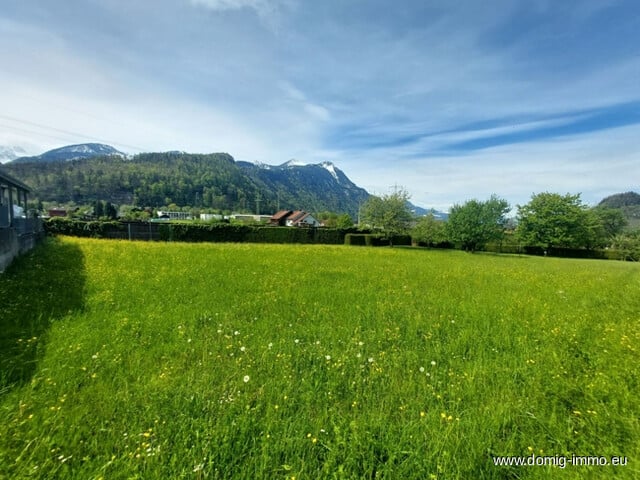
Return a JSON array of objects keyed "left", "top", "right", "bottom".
[
  {"left": 316, "top": 212, "right": 354, "bottom": 229},
  {"left": 344, "top": 233, "right": 411, "bottom": 247},
  {"left": 1, "top": 238, "right": 639, "bottom": 478},
  {"left": 3, "top": 152, "right": 368, "bottom": 218},
  {"left": 44, "top": 217, "right": 123, "bottom": 237},
  {"left": 611, "top": 231, "right": 640, "bottom": 261},
  {"left": 411, "top": 214, "right": 448, "bottom": 247},
  {"left": 344, "top": 233, "right": 389, "bottom": 246},
  {"left": 598, "top": 191, "right": 640, "bottom": 208},
  {"left": 593, "top": 207, "right": 627, "bottom": 239},
  {"left": 446, "top": 195, "right": 510, "bottom": 251},
  {"left": 517, "top": 193, "right": 601, "bottom": 250},
  {"left": 360, "top": 188, "right": 413, "bottom": 235},
  {"left": 44, "top": 218, "right": 351, "bottom": 245}
]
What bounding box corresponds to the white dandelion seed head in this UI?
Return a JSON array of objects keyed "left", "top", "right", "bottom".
[
  {"left": 431, "top": 360, "right": 437, "bottom": 366},
  {"left": 243, "top": 375, "right": 250, "bottom": 383},
  {"left": 419, "top": 366, "right": 425, "bottom": 373}
]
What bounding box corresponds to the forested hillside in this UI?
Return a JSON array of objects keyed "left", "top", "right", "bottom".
[
  {"left": 599, "top": 191, "right": 640, "bottom": 230},
  {"left": 4, "top": 152, "right": 369, "bottom": 216}
]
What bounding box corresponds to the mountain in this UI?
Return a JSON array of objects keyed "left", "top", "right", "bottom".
[
  {"left": 598, "top": 191, "right": 640, "bottom": 208},
  {"left": 236, "top": 160, "right": 369, "bottom": 215},
  {"left": 0, "top": 146, "right": 28, "bottom": 163},
  {"left": 4, "top": 151, "right": 370, "bottom": 217},
  {"left": 5, "top": 144, "right": 444, "bottom": 218},
  {"left": 598, "top": 191, "right": 640, "bottom": 230},
  {"left": 12, "top": 143, "right": 126, "bottom": 163}
]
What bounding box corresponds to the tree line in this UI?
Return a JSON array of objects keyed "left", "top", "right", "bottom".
[{"left": 360, "top": 189, "right": 639, "bottom": 260}]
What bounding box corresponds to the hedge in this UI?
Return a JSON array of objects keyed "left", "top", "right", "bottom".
[
  {"left": 45, "top": 218, "right": 353, "bottom": 245},
  {"left": 344, "top": 233, "right": 412, "bottom": 247}
]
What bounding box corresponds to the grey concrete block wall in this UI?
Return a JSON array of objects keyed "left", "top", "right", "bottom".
[{"left": 0, "top": 228, "right": 20, "bottom": 272}]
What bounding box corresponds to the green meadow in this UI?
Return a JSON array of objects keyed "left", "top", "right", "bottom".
[{"left": 1, "top": 237, "right": 639, "bottom": 479}]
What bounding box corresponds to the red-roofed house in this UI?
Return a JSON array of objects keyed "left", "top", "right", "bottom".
[{"left": 268, "top": 210, "right": 321, "bottom": 228}]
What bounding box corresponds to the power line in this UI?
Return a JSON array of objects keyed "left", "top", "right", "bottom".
[{"left": 0, "top": 114, "right": 149, "bottom": 152}]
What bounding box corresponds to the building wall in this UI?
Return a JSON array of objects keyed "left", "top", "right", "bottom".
[{"left": 0, "top": 228, "right": 19, "bottom": 272}]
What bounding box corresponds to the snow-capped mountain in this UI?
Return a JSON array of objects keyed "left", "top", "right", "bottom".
[
  {"left": 280, "top": 159, "right": 307, "bottom": 168},
  {"left": 0, "top": 146, "right": 28, "bottom": 163},
  {"left": 237, "top": 159, "right": 370, "bottom": 216},
  {"left": 11, "top": 143, "right": 126, "bottom": 163}
]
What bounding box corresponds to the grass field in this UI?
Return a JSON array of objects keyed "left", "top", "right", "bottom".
[{"left": 1, "top": 237, "right": 639, "bottom": 479}]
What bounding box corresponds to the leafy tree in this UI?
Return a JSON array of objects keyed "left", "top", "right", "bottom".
[
  {"left": 412, "top": 214, "right": 447, "bottom": 247},
  {"left": 336, "top": 213, "right": 354, "bottom": 229},
  {"left": 93, "top": 200, "right": 104, "bottom": 218},
  {"left": 105, "top": 202, "right": 118, "bottom": 220},
  {"left": 611, "top": 231, "right": 640, "bottom": 261},
  {"left": 517, "top": 192, "right": 600, "bottom": 250},
  {"left": 593, "top": 207, "right": 628, "bottom": 239},
  {"left": 360, "top": 188, "right": 414, "bottom": 238},
  {"left": 447, "top": 195, "right": 510, "bottom": 252}
]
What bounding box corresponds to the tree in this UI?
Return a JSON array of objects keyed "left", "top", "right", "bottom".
[
  {"left": 446, "top": 195, "right": 510, "bottom": 252},
  {"left": 593, "top": 207, "right": 627, "bottom": 239},
  {"left": 412, "top": 214, "right": 447, "bottom": 247},
  {"left": 517, "top": 192, "right": 600, "bottom": 250},
  {"left": 104, "top": 202, "right": 118, "bottom": 220},
  {"left": 611, "top": 232, "right": 640, "bottom": 261},
  {"left": 360, "top": 188, "right": 413, "bottom": 238},
  {"left": 93, "top": 200, "right": 104, "bottom": 218},
  {"left": 336, "top": 213, "right": 354, "bottom": 229}
]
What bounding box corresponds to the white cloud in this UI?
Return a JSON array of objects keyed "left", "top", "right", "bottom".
[{"left": 189, "top": 0, "right": 293, "bottom": 29}]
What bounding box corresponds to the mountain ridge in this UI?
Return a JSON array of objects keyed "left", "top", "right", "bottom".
[
  {"left": 11, "top": 143, "right": 126, "bottom": 163},
  {"left": 4, "top": 143, "right": 445, "bottom": 218}
]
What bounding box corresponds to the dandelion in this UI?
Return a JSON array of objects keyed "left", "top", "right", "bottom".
[
  {"left": 419, "top": 366, "right": 425, "bottom": 373},
  {"left": 243, "top": 375, "right": 250, "bottom": 383},
  {"left": 234, "top": 330, "right": 240, "bottom": 336},
  {"left": 240, "top": 346, "right": 246, "bottom": 352},
  {"left": 368, "top": 357, "right": 374, "bottom": 363},
  {"left": 294, "top": 339, "right": 300, "bottom": 344},
  {"left": 325, "top": 355, "right": 331, "bottom": 361},
  {"left": 431, "top": 360, "right": 437, "bottom": 366}
]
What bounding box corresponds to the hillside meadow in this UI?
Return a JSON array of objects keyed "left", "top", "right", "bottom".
[{"left": 0, "top": 237, "right": 639, "bottom": 479}]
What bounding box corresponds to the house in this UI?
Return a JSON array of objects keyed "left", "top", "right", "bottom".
[
  {"left": 269, "top": 210, "right": 294, "bottom": 226},
  {"left": 0, "top": 168, "right": 43, "bottom": 271},
  {"left": 269, "top": 210, "right": 321, "bottom": 228},
  {"left": 200, "top": 213, "right": 224, "bottom": 221},
  {"left": 48, "top": 208, "right": 68, "bottom": 217},
  {"left": 156, "top": 211, "right": 192, "bottom": 220}
]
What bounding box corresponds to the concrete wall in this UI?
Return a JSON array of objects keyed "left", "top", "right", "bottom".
[
  {"left": 0, "top": 228, "right": 41, "bottom": 272},
  {"left": 0, "top": 228, "right": 20, "bottom": 272}
]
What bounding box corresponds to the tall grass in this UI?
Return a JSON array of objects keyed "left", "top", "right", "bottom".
[{"left": 1, "top": 237, "right": 638, "bottom": 479}]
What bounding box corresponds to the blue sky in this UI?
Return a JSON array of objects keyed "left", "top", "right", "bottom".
[{"left": 1, "top": 0, "right": 638, "bottom": 211}]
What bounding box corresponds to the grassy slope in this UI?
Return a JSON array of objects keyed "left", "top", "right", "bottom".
[{"left": 1, "top": 237, "right": 639, "bottom": 479}]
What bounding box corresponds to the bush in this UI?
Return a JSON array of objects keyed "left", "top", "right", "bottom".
[
  {"left": 344, "top": 233, "right": 391, "bottom": 247},
  {"left": 46, "top": 218, "right": 352, "bottom": 245},
  {"left": 45, "top": 217, "right": 123, "bottom": 238}
]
